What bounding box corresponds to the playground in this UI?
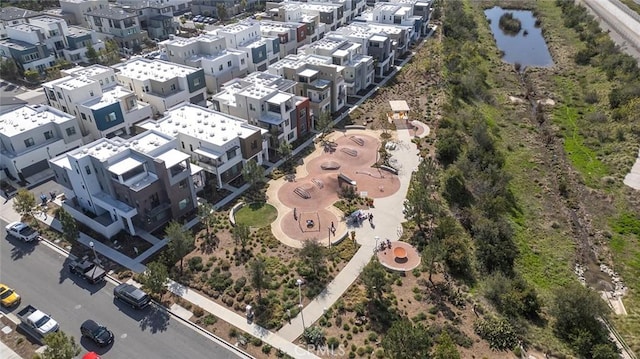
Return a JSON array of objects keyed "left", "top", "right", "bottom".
[{"left": 269, "top": 130, "right": 401, "bottom": 245}]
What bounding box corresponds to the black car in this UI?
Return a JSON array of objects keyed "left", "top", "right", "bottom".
[
  {"left": 80, "top": 320, "right": 114, "bottom": 347},
  {"left": 113, "top": 283, "right": 151, "bottom": 309}
]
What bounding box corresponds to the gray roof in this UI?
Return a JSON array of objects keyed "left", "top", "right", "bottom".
[
  {"left": 0, "top": 7, "right": 40, "bottom": 21},
  {"left": 85, "top": 7, "right": 137, "bottom": 20}
]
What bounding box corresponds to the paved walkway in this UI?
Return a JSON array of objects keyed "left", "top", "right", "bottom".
[
  {"left": 277, "top": 127, "right": 420, "bottom": 341},
  {"left": 0, "top": 340, "right": 22, "bottom": 359}
]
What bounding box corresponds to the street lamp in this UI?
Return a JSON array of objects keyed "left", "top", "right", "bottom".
[
  {"left": 297, "top": 278, "right": 305, "bottom": 330},
  {"left": 328, "top": 226, "right": 332, "bottom": 248},
  {"left": 374, "top": 236, "right": 380, "bottom": 253},
  {"left": 89, "top": 241, "right": 98, "bottom": 263}
]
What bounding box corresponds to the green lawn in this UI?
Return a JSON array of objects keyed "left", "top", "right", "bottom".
[{"left": 234, "top": 202, "right": 278, "bottom": 228}]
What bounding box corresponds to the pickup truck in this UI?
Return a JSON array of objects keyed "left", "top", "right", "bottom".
[
  {"left": 17, "top": 305, "right": 59, "bottom": 344},
  {"left": 5, "top": 222, "right": 39, "bottom": 242},
  {"left": 69, "top": 257, "right": 107, "bottom": 284}
]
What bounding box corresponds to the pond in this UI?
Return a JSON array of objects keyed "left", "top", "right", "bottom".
[{"left": 484, "top": 6, "right": 553, "bottom": 67}]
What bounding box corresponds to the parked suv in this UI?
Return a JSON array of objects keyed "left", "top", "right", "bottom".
[
  {"left": 113, "top": 283, "right": 151, "bottom": 309},
  {"left": 80, "top": 320, "right": 114, "bottom": 347}
]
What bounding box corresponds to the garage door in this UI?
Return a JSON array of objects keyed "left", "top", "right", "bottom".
[{"left": 21, "top": 159, "right": 50, "bottom": 178}]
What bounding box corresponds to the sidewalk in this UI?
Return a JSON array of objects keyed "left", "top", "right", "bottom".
[
  {"left": 0, "top": 340, "right": 22, "bottom": 359},
  {"left": 277, "top": 127, "right": 420, "bottom": 341}
]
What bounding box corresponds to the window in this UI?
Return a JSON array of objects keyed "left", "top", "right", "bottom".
[
  {"left": 193, "top": 78, "right": 200, "bottom": 86},
  {"left": 178, "top": 197, "right": 190, "bottom": 210},
  {"left": 105, "top": 112, "right": 117, "bottom": 122},
  {"left": 90, "top": 90, "right": 94, "bottom": 96},
  {"left": 99, "top": 79, "right": 104, "bottom": 86},
  {"left": 251, "top": 140, "right": 257, "bottom": 150},
  {"left": 24, "top": 138, "right": 35, "bottom": 147},
  {"left": 85, "top": 165, "right": 91, "bottom": 175},
  {"left": 65, "top": 127, "right": 77, "bottom": 136},
  {"left": 249, "top": 103, "right": 256, "bottom": 111},
  {"left": 62, "top": 106, "right": 67, "bottom": 113},
  {"left": 226, "top": 147, "right": 237, "bottom": 160},
  {"left": 179, "top": 179, "right": 188, "bottom": 189},
  {"left": 227, "top": 60, "right": 232, "bottom": 67},
  {"left": 288, "top": 132, "right": 294, "bottom": 140},
  {"left": 219, "top": 64, "right": 223, "bottom": 71},
  {"left": 144, "top": 85, "right": 149, "bottom": 92},
  {"left": 241, "top": 58, "right": 245, "bottom": 65},
  {"left": 111, "top": 75, "right": 115, "bottom": 82},
  {"left": 44, "top": 130, "right": 54, "bottom": 140},
  {"left": 57, "top": 92, "right": 63, "bottom": 99},
  {"left": 170, "top": 84, "right": 176, "bottom": 91}
]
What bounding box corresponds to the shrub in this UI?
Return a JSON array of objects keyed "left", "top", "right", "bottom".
[
  {"left": 262, "top": 344, "right": 272, "bottom": 354},
  {"left": 192, "top": 305, "right": 205, "bottom": 317},
  {"left": 327, "top": 336, "right": 340, "bottom": 350},
  {"left": 251, "top": 336, "right": 263, "bottom": 346},
  {"left": 473, "top": 316, "right": 518, "bottom": 351},
  {"left": 303, "top": 326, "right": 326, "bottom": 346}
]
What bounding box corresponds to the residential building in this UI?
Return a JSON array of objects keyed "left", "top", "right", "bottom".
[
  {"left": 113, "top": 58, "right": 207, "bottom": 115},
  {"left": 43, "top": 65, "right": 152, "bottom": 140},
  {"left": 216, "top": 21, "right": 280, "bottom": 72},
  {"left": 118, "top": 0, "right": 193, "bottom": 15},
  {"left": 60, "top": 0, "right": 109, "bottom": 28},
  {"left": 138, "top": 103, "right": 265, "bottom": 190},
  {"left": 84, "top": 7, "right": 148, "bottom": 55},
  {"left": 259, "top": 20, "right": 308, "bottom": 58},
  {"left": 0, "top": 37, "right": 55, "bottom": 73},
  {"left": 0, "top": 104, "right": 82, "bottom": 183},
  {"left": 334, "top": 23, "right": 394, "bottom": 77},
  {"left": 265, "top": 3, "right": 325, "bottom": 43},
  {"left": 0, "top": 6, "right": 40, "bottom": 39},
  {"left": 211, "top": 79, "right": 311, "bottom": 160},
  {"left": 191, "top": 0, "right": 257, "bottom": 18},
  {"left": 116, "top": 1, "right": 176, "bottom": 41},
  {"left": 268, "top": 53, "right": 346, "bottom": 116},
  {"left": 159, "top": 33, "right": 248, "bottom": 93},
  {"left": 300, "top": 35, "right": 373, "bottom": 95},
  {"left": 357, "top": 2, "right": 422, "bottom": 41},
  {"left": 291, "top": 2, "right": 346, "bottom": 32},
  {"left": 49, "top": 129, "right": 202, "bottom": 237}
]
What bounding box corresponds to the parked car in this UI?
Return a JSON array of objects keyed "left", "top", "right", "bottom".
[
  {"left": 0, "top": 283, "right": 20, "bottom": 307},
  {"left": 113, "top": 283, "right": 151, "bottom": 309},
  {"left": 5, "top": 221, "right": 39, "bottom": 242},
  {"left": 17, "top": 305, "right": 59, "bottom": 344},
  {"left": 68, "top": 258, "right": 107, "bottom": 284},
  {"left": 80, "top": 320, "right": 114, "bottom": 347}
]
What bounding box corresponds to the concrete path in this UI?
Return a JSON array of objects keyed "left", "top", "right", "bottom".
[
  {"left": 277, "top": 127, "right": 420, "bottom": 341},
  {"left": 0, "top": 340, "right": 22, "bottom": 359}
]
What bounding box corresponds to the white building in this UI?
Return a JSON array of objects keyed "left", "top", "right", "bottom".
[
  {"left": 0, "top": 104, "right": 83, "bottom": 183},
  {"left": 215, "top": 21, "right": 280, "bottom": 72},
  {"left": 159, "top": 33, "right": 247, "bottom": 93},
  {"left": 60, "top": 0, "right": 109, "bottom": 27},
  {"left": 0, "top": 6, "right": 41, "bottom": 39},
  {"left": 333, "top": 24, "right": 394, "bottom": 77},
  {"left": 43, "top": 65, "right": 152, "bottom": 140},
  {"left": 113, "top": 58, "right": 207, "bottom": 114},
  {"left": 139, "top": 103, "right": 265, "bottom": 189}
]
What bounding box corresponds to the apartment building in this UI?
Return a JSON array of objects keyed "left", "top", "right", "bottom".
[
  {"left": 116, "top": 1, "right": 176, "bottom": 41},
  {"left": 113, "top": 58, "right": 207, "bottom": 114},
  {"left": 118, "top": 0, "right": 193, "bottom": 15},
  {"left": 49, "top": 129, "right": 201, "bottom": 238},
  {"left": 211, "top": 80, "right": 311, "bottom": 160},
  {"left": 0, "top": 105, "right": 83, "bottom": 183},
  {"left": 44, "top": 65, "right": 152, "bottom": 140},
  {"left": 265, "top": 4, "right": 325, "bottom": 43},
  {"left": 334, "top": 23, "right": 394, "bottom": 77},
  {"left": 307, "top": 0, "right": 366, "bottom": 22},
  {"left": 294, "top": 2, "right": 346, "bottom": 32},
  {"left": 268, "top": 53, "right": 346, "bottom": 116},
  {"left": 216, "top": 21, "right": 280, "bottom": 72},
  {"left": 388, "top": 0, "right": 432, "bottom": 36},
  {"left": 300, "top": 35, "right": 373, "bottom": 95},
  {"left": 0, "top": 6, "right": 40, "bottom": 39},
  {"left": 191, "top": 0, "right": 257, "bottom": 18},
  {"left": 259, "top": 20, "right": 308, "bottom": 58},
  {"left": 159, "top": 33, "right": 248, "bottom": 93},
  {"left": 138, "top": 103, "right": 265, "bottom": 189},
  {"left": 357, "top": 3, "right": 421, "bottom": 41},
  {"left": 84, "top": 7, "right": 148, "bottom": 54},
  {"left": 0, "top": 37, "right": 54, "bottom": 73},
  {"left": 60, "top": 0, "right": 109, "bottom": 27}
]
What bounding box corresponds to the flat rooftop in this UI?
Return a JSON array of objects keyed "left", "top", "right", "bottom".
[
  {"left": 84, "top": 7, "right": 137, "bottom": 20},
  {"left": 82, "top": 86, "right": 132, "bottom": 110},
  {"left": 0, "top": 105, "right": 75, "bottom": 137},
  {"left": 239, "top": 85, "right": 276, "bottom": 100},
  {"left": 64, "top": 64, "right": 113, "bottom": 78},
  {"left": 140, "top": 103, "right": 261, "bottom": 147},
  {"left": 161, "top": 33, "right": 223, "bottom": 47},
  {"left": 0, "top": 38, "right": 36, "bottom": 51},
  {"left": 29, "top": 15, "right": 65, "bottom": 24},
  {"left": 114, "top": 58, "right": 200, "bottom": 81},
  {"left": 57, "top": 77, "right": 96, "bottom": 90},
  {"left": 67, "top": 25, "right": 94, "bottom": 37},
  {"left": 0, "top": 7, "right": 40, "bottom": 21}
]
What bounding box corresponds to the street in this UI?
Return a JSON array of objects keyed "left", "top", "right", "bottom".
[{"left": 0, "top": 218, "right": 243, "bottom": 359}]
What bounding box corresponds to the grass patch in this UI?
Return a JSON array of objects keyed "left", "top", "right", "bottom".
[
  {"left": 234, "top": 202, "right": 277, "bottom": 228},
  {"left": 611, "top": 212, "right": 640, "bottom": 236}
]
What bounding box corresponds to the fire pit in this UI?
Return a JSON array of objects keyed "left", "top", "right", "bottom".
[{"left": 393, "top": 247, "right": 408, "bottom": 263}]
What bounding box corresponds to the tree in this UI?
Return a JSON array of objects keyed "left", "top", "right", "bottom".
[
  {"left": 249, "top": 257, "right": 267, "bottom": 299},
  {"left": 422, "top": 235, "right": 444, "bottom": 284},
  {"left": 13, "top": 188, "right": 36, "bottom": 218},
  {"left": 316, "top": 110, "right": 333, "bottom": 139},
  {"left": 216, "top": 4, "right": 228, "bottom": 24},
  {"left": 432, "top": 330, "right": 461, "bottom": 359},
  {"left": 85, "top": 43, "right": 100, "bottom": 64},
  {"left": 382, "top": 319, "right": 432, "bottom": 359},
  {"left": 42, "top": 331, "right": 81, "bottom": 359},
  {"left": 242, "top": 159, "right": 264, "bottom": 189},
  {"left": 99, "top": 39, "right": 121, "bottom": 66},
  {"left": 165, "top": 221, "right": 195, "bottom": 275},
  {"left": 300, "top": 239, "right": 325, "bottom": 279},
  {"left": 403, "top": 157, "right": 440, "bottom": 233},
  {"left": 141, "top": 260, "right": 169, "bottom": 296},
  {"left": 550, "top": 281, "right": 612, "bottom": 357},
  {"left": 233, "top": 223, "right": 251, "bottom": 250},
  {"left": 0, "top": 57, "right": 19, "bottom": 81},
  {"left": 197, "top": 201, "right": 217, "bottom": 242},
  {"left": 240, "top": 0, "right": 248, "bottom": 11},
  {"left": 57, "top": 207, "right": 79, "bottom": 243},
  {"left": 24, "top": 69, "right": 40, "bottom": 82},
  {"left": 361, "top": 258, "right": 388, "bottom": 301},
  {"left": 277, "top": 140, "right": 293, "bottom": 163}
]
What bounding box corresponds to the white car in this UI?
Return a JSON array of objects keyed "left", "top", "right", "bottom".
[{"left": 5, "top": 221, "right": 39, "bottom": 242}]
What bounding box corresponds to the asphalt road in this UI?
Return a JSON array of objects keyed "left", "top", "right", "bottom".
[
  {"left": 0, "top": 218, "right": 244, "bottom": 359},
  {"left": 581, "top": 0, "right": 640, "bottom": 60}
]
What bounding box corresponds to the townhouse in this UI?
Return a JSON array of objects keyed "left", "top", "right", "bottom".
[
  {"left": 159, "top": 33, "right": 248, "bottom": 93},
  {"left": 299, "top": 35, "right": 373, "bottom": 95},
  {"left": 268, "top": 53, "right": 346, "bottom": 116},
  {"left": 49, "top": 129, "right": 201, "bottom": 238},
  {"left": 191, "top": 0, "right": 258, "bottom": 18},
  {"left": 211, "top": 78, "right": 311, "bottom": 160},
  {"left": 0, "top": 6, "right": 41, "bottom": 39},
  {"left": 113, "top": 58, "right": 207, "bottom": 115},
  {"left": 60, "top": 0, "right": 109, "bottom": 28},
  {"left": 115, "top": 1, "right": 176, "bottom": 41},
  {"left": 259, "top": 20, "right": 309, "bottom": 58},
  {"left": 216, "top": 21, "right": 280, "bottom": 72},
  {"left": 0, "top": 104, "right": 83, "bottom": 183},
  {"left": 333, "top": 23, "right": 394, "bottom": 77},
  {"left": 356, "top": 3, "right": 421, "bottom": 42},
  {"left": 43, "top": 65, "right": 153, "bottom": 140},
  {"left": 84, "top": 7, "right": 148, "bottom": 55},
  {"left": 265, "top": 4, "right": 325, "bottom": 43},
  {"left": 138, "top": 103, "right": 265, "bottom": 190}
]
